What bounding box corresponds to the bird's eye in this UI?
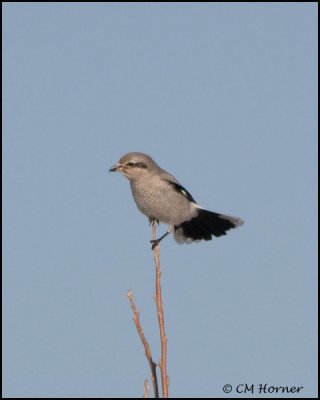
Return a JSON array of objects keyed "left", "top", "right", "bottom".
[{"left": 126, "top": 161, "right": 135, "bottom": 167}]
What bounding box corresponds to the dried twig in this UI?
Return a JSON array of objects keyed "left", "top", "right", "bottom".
[
  {"left": 127, "top": 291, "right": 159, "bottom": 398},
  {"left": 143, "top": 379, "right": 150, "bottom": 398},
  {"left": 152, "top": 222, "right": 169, "bottom": 398}
]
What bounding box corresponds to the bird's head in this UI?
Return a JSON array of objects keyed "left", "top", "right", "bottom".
[{"left": 109, "top": 152, "right": 157, "bottom": 181}]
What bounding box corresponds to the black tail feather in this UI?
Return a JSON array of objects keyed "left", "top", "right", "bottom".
[{"left": 174, "top": 209, "right": 243, "bottom": 243}]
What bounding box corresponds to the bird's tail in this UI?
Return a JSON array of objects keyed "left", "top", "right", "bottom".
[{"left": 174, "top": 208, "right": 244, "bottom": 244}]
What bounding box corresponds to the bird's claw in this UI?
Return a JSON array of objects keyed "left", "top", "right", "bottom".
[
  {"left": 150, "top": 239, "right": 159, "bottom": 250},
  {"left": 148, "top": 217, "right": 159, "bottom": 226}
]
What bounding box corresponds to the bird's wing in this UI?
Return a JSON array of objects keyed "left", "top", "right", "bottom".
[{"left": 164, "top": 179, "right": 197, "bottom": 204}]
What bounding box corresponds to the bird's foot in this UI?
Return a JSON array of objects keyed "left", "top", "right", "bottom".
[
  {"left": 150, "top": 239, "right": 159, "bottom": 250},
  {"left": 149, "top": 231, "right": 170, "bottom": 250}
]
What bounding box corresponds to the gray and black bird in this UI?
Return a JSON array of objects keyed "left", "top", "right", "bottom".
[{"left": 109, "top": 152, "right": 244, "bottom": 248}]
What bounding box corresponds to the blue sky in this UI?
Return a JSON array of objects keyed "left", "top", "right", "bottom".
[{"left": 3, "top": 3, "right": 318, "bottom": 398}]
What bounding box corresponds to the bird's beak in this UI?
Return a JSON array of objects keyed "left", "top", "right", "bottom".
[{"left": 109, "top": 163, "right": 122, "bottom": 172}]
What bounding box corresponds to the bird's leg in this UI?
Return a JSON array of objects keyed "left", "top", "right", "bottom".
[{"left": 150, "top": 231, "right": 170, "bottom": 250}]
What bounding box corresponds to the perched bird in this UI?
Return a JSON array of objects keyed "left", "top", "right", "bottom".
[{"left": 109, "top": 152, "right": 243, "bottom": 248}]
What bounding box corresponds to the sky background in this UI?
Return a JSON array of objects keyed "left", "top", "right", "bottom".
[{"left": 3, "top": 3, "right": 318, "bottom": 398}]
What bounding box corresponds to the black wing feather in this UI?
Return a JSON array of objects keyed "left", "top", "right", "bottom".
[{"left": 165, "top": 180, "right": 197, "bottom": 204}]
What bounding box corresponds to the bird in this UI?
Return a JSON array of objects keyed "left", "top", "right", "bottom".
[{"left": 109, "top": 152, "right": 244, "bottom": 248}]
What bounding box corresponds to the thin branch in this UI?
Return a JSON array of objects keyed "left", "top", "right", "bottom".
[
  {"left": 143, "top": 379, "right": 150, "bottom": 398},
  {"left": 127, "top": 291, "right": 159, "bottom": 398},
  {"left": 152, "top": 222, "right": 169, "bottom": 398}
]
